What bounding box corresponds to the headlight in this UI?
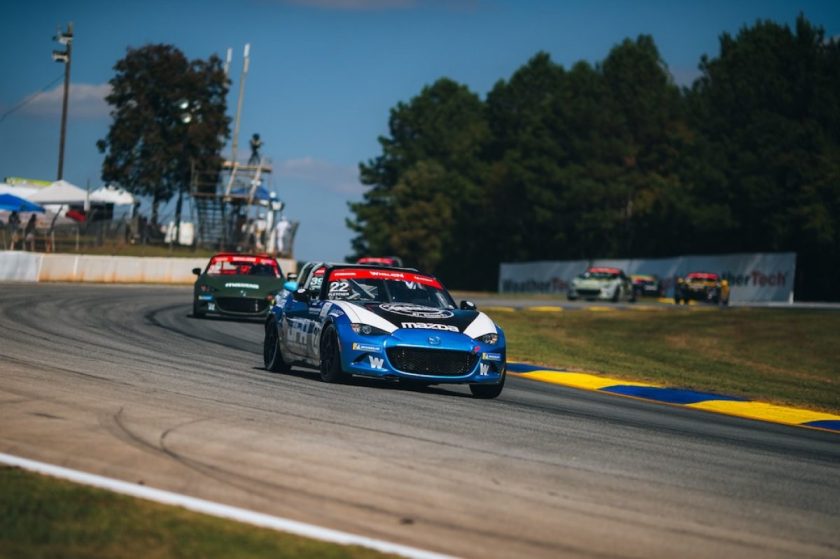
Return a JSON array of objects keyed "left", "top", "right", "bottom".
[
  {"left": 477, "top": 333, "right": 499, "bottom": 344},
  {"left": 199, "top": 284, "right": 217, "bottom": 293},
  {"left": 351, "top": 323, "right": 388, "bottom": 336}
]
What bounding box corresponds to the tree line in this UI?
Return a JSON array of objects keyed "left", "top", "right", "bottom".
[{"left": 347, "top": 15, "right": 840, "bottom": 300}]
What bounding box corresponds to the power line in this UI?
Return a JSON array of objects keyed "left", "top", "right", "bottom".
[{"left": 0, "top": 73, "right": 65, "bottom": 125}]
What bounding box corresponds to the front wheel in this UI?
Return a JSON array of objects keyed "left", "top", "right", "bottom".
[
  {"left": 470, "top": 373, "right": 505, "bottom": 399},
  {"left": 319, "top": 324, "right": 345, "bottom": 383},
  {"left": 264, "top": 319, "right": 291, "bottom": 373}
]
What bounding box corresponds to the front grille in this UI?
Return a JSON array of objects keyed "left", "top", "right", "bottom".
[
  {"left": 577, "top": 288, "right": 601, "bottom": 296},
  {"left": 386, "top": 347, "right": 478, "bottom": 377},
  {"left": 215, "top": 297, "right": 268, "bottom": 314}
]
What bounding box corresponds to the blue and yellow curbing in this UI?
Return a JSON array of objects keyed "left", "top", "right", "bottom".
[{"left": 507, "top": 363, "right": 840, "bottom": 433}]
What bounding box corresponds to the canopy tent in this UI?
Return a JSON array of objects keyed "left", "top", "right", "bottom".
[
  {"left": 0, "top": 183, "right": 38, "bottom": 199},
  {"left": 28, "top": 180, "right": 89, "bottom": 205},
  {"left": 90, "top": 185, "right": 135, "bottom": 205},
  {"left": 0, "top": 193, "right": 45, "bottom": 213},
  {"left": 229, "top": 184, "right": 273, "bottom": 201}
]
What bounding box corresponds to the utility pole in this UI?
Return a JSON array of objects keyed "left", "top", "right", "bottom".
[
  {"left": 52, "top": 22, "right": 73, "bottom": 181},
  {"left": 230, "top": 43, "right": 250, "bottom": 165}
]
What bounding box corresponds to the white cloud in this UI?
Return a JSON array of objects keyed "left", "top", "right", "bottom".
[
  {"left": 21, "top": 83, "right": 111, "bottom": 119},
  {"left": 276, "top": 157, "right": 365, "bottom": 196}
]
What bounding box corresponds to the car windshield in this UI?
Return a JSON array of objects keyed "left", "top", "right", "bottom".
[
  {"left": 326, "top": 268, "right": 454, "bottom": 308},
  {"left": 581, "top": 270, "right": 619, "bottom": 280},
  {"left": 206, "top": 256, "right": 280, "bottom": 277},
  {"left": 687, "top": 274, "right": 717, "bottom": 282}
]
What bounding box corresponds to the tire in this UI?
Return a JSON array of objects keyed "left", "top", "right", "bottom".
[
  {"left": 470, "top": 372, "right": 505, "bottom": 399},
  {"left": 264, "top": 319, "right": 291, "bottom": 373},
  {"left": 611, "top": 288, "right": 620, "bottom": 303},
  {"left": 319, "top": 324, "right": 345, "bottom": 383},
  {"left": 193, "top": 300, "right": 205, "bottom": 318}
]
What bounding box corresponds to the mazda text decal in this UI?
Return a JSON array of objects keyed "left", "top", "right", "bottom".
[
  {"left": 401, "top": 322, "right": 459, "bottom": 332},
  {"left": 379, "top": 303, "right": 454, "bottom": 319},
  {"left": 225, "top": 282, "right": 259, "bottom": 289}
]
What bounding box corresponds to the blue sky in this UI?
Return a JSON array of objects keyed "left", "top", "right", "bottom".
[{"left": 1, "top": 0, "right": 837, "bottom": 261}]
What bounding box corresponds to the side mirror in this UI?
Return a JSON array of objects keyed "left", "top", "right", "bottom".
[
  {"left": 292, "top": 288, "right": 310, "bottom": 303},
  {"left": 192, "top": 267, "right": 202, "bottom": 276},
  {"left": 460, "top": 300, "right": 477, "bottom": 311},
  {"left": 283, "top": 280, "right": 298, "bottom": 292}
]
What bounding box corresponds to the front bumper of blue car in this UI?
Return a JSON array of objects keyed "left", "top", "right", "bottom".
[{"left": 338, "top": 328, "right": 506, "bottom": 384}]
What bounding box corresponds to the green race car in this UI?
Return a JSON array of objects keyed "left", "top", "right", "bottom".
[{"left": 192, "top": 253, "right": 287, "bottom": 318}]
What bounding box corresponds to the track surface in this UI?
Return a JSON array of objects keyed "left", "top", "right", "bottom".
[{"left": 1, "top": 284, "right": 838, "bottom": 558}]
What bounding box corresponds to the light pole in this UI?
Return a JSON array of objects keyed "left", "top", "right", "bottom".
[
  {"left": 52, "top": 22, "right": 73, "bottom": 181},
  {"left": 173, "top": 99, "right": 199, "bottom": 248}
]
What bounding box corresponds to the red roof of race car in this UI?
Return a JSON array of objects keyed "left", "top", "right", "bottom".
[
  {"left": 329, "top": 267, "right": 442, "bottom": 289},
  {"left": 685, "top": 272, "right": 719, "bottom": 280},
  {"left": 209, "top": 253, "right": 277, "bottom": 265},
  {"left": 356, "top": 256, "right": 400, "bottom": 266},
  {"left": 588, "top": 267, "right": 621, "bottom": 274}
]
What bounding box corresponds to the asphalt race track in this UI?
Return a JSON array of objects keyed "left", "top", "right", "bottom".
[{"left": 1, "top": 283, "right": 838, "bottom": 558}]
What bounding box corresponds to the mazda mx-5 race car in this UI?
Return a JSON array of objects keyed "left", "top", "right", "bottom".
[
  {"left": 263, "top": 264, "right": 507, "bottom": 398},
  {"left": 630, "top": 274, "right": 663, "bottom": 298},
  {"left": 675, "top": 272, "right": 730, "bottom": 305},
  {"left": 568, "top": 267, "right": 635, "bottom": 302},
  {"left": 192, "top": 253, "right": 286, "bottom": 318}
]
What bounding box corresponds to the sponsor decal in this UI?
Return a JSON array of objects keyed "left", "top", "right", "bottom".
[
  {"left": 427, "top": 336, "right": 441, "bottom": 345},
  {"left": 368, "top": 355, "right": 385, "bottom": 369},
  {"left": 208, "top": 303, "right": 215, "bottom": 311},
  {"left": 352, "top": 342, "right": 381, "bottom": 352},
  {"left": 329, "top": 268, "right": 442, "bottom": 288},
  {"left": 722, "top": 270, "right": 788, "bottom": 287},
  {"left": 319, "top": 302, "right": 332, "bottom": 318},
  {"left": 482, "top": 352, "right": 502, "bottom": 361},
  {"left": 381, "top": 303, "right": 454, "bottom": 319},
  {"left": 479, "top": 363, "right": 490, "bottom": 376},
  {"left": 225, "top": 282, "right": 260, "bottom": 289},
  {"left": 198, "top": 294, "right": 214, "bottom": 301},
  {"left": 401, "top": 322, "right": 458, "bottom": 332}
]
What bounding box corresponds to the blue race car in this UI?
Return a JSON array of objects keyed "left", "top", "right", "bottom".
[{"left": 263, "top": 263, "right": 506, "bottom": 398}]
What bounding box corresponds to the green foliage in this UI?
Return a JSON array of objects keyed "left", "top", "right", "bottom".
[
  {"left": 348, "top": 15, "right": 840, "bottom": 298},
  {"left": 97, "top": 44, "right": 230, "bottom": 224},
  {"left": 348, "top": 78, "right": 488, "bottom": 275}
]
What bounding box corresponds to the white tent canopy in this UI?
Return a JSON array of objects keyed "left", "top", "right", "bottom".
[
  {"left": 28, "top": 180, "right": 89, "bottom": 204},
  {"left": 0, "top": 183, "right": 39, "bottom": 199},
  {"left": 90, "top": 185, "right": 135, "bottom": 205}
]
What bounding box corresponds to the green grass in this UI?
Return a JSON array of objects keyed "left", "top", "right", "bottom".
[
  {"left": 488, "top": 307, "right": 840, "bottom": 413},
  {"left": 0, "top": 467, "right": 393, "bottom": 559}
]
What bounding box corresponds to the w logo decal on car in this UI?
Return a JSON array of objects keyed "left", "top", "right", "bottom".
[
  {"left": 369, "top": 356, "right": 385, "bottom": 369},
  {"left": 480, "top": 363, "right": 490, "bottom": 376}
]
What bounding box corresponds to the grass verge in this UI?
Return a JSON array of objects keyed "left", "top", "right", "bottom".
[
  {"left": 488, "top": 307, "right": 840, "bottom": 413},
  {"left": 0, "top": 466, "right": 392, "bottom": 559}
]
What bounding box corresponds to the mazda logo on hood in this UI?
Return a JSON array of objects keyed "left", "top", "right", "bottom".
[{"left": 378, "top": 303, "right": 454, "bottom": 319}]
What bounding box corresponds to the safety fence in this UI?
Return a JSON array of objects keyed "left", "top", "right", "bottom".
[
  {"left": 0, "top": 252, "right": 296, "bottom": 284},
  {"left": 499, "top": 253, "right": 796, "bottom": 303}
]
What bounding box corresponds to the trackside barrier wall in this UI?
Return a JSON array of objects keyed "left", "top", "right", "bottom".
[
  {"left": 0, "top": 252, "right": 297, "bottom": 284},
  {"left": 499, "top": 252, "right": 796, "bottom": 303}
]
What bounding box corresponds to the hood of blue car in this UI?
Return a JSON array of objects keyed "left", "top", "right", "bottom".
[{"left": 360, "top": 302, "right": 478, "bottom": 333}]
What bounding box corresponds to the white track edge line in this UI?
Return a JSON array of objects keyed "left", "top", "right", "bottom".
[{"left": 0, "top": 452, "right": 454, "bottom": 559}]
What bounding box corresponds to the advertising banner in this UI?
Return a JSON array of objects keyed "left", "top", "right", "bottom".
[{"left": 499, "top": 252, "right": 796, "bottom": 303}]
